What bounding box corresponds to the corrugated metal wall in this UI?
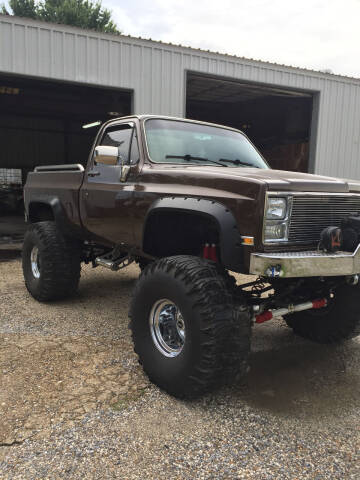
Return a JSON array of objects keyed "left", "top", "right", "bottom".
[{"left": 1, "top": 15, "right": 360, "bottom": 179}]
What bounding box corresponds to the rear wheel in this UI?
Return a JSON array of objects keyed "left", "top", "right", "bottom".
[
  {"left": 129, "top": 255, "right": 251, "bottom": 398},
  {"left": 22, "top": 221, "right": 81, "bottom": 302},
  {"left": 285, "top": 282, "right": 360, "bottom": 343}
]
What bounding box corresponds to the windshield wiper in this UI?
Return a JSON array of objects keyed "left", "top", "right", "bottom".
[
  {"left": 218, "top": 158, "right": 259, "bottom": 168},
  {"left": 165, "top": 154, "right": 227, "bottom": 167}
]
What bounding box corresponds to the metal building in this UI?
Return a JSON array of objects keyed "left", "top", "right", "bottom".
[{"left": 1, "top": 13, "right": 360, "bottom": 185}]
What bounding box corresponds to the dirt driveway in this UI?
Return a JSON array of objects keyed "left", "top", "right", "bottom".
[
  {"left": 0, "top": 252, "right": 149, "bottom": 446},
  {"left": 0, "top": 252, "right": 359, "bottom": 479}
]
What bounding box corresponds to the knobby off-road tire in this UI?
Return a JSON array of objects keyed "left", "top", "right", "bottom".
[
  {"left": 129, "top": 255, "right": 251, "bottom": 398},
  {"left": 285, "top": 283, "right": 360, "bottom": 344},
  {"left": 22, "top": 221, "right": 81, "bottom": 302}
]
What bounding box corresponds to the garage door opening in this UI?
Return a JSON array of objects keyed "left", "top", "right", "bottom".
[
  {"left": 186, "top": 73, "right": 316, "bottom": 173},
  {"left": 0, "top": 74, "right": 132, "bottom": 243}
]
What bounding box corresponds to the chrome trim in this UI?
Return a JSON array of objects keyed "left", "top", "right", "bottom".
[
  {"left": 149, "top": 299, "right": 185, "bottom": 357},
  {"left": 263, "top": 191, "right": 360, "bottom": 247},
  {"left": 263, "top": 192, "right": 293, "bottom": 244},
  {"left": 30, "top": 246, "right": 40, "bottom": 279},
  {"left": 266, "top": 191, "right": 360, "bottom": 198},
  {"left": 120, "top": 165, "right": 131, "bottom": 182},
  {"left": 34, "top": 164, "right": 84, "bottom": 172},
  {"left": 250, "top": 243, "right": 360, "bottom": 278}
]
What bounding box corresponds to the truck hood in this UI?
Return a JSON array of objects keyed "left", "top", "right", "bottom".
[
  {"left": 166, "top": 166, "right": 360, "bottom": 194},
  {"left": 227, "top": 168, "right": 360, "bottom": 193}
]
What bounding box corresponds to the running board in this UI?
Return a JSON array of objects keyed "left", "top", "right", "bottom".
[{"left": 95, "top": 251, "right": 133, "bottom": 271}]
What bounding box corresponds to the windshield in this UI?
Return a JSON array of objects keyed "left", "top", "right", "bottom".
[{"left": 144, "top": 119, "right": 269, "bottom": 169}]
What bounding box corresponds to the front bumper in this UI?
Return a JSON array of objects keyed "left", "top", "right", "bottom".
[{"left": 250, "top": 244, "right": 360, "bottom": 278}]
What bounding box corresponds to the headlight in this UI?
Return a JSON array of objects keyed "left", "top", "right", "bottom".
[
  {"left": 264, "top": 196, "right": 291, "bottom": 243},
  {"left": 264, "top": 223, "right": 287, "bottom": 240},
  {"left": 266, "top": 197, "right": 287, "bottom": 219}
]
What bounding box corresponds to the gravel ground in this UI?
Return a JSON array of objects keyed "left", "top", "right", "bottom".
[{"left": 0, "top": 252, "right": 359, "bottom": 479}]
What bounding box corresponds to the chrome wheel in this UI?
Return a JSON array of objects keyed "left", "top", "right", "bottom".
[
  {"left": 30, "top": 246, "right": 41, "bottom": 279},
  {"left": 149, "top": 299, "right": 185, "bottom": 357}
]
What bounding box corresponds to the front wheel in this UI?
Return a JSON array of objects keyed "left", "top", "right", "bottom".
[
  {"left": 285, "top": 282, "right": 360, "bottom": 343},
  {"left": 129, "top": 255, "right": 251, "bottom": 398}
]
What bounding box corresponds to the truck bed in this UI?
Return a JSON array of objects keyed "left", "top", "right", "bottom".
[{"left": 24, "top": 164, "right": 85, "bottom": 229}]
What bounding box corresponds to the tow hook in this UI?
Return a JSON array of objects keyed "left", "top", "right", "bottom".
[{"left": 254, "top": 298, "right": 327, "bottom": 324}]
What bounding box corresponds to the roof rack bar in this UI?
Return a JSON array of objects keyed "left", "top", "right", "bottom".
[{"left": 34, "top": 164, "right": 85, "bottom": 173}]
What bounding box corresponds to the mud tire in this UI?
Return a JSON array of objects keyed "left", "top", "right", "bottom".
[
  {"left": 285, "top": 283, "right": 360, "bottom": 343},
  {"left": 22, "top": 221, "right": 81, "bottom": 302},
  {"left": 129, "top": 255, "right": 251, "bottom": 398}
]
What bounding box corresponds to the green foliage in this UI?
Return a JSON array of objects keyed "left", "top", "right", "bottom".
[
  {"left": 1, "top": 0, "right": 37, "bottom": 18},
  {"left": 1, "top": 0, "right": 120, "bottom": 34}
]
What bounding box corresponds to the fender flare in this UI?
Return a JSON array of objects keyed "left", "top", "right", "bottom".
[
  {"left": 27, "top": 195, "right": 78, "bottom": 236},
  {"left": 143, "top": 197, "right": 243, "bottom": 271}
]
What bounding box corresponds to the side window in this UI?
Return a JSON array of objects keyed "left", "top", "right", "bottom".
[
  {"left": 129, "top": 131, "right": 140, "bottom": 165},
  {"left": 98, "top": 124, "right": 133, "bottom": 165}
]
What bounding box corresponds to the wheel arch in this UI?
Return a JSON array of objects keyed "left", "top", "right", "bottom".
[
  {"left": 142, "top": 197, "right": 243, "bottom": 271},
  {"left": 28, "top": 201, "right": 55, "bottom": 223},
  {"left": 28, "top": 196, "right": 67, "bottom": 224},
  {"left": 27, "top": 196, "right": 80, "bottom": 237}
]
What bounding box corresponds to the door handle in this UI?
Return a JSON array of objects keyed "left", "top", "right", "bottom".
[{"left": 88, "top": 170, "right": 100, "bottom": 177}]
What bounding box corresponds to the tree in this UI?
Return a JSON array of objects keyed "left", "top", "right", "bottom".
[
  {"left": 1, "top": 0, "right": 38, "bottom": 19},
  {"left": 1, "top": 0, "right": 120, "bottom": 34}
]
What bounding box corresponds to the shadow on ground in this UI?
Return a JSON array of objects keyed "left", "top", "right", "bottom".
[
  {"left": 78, "top": 271, "right": 137, "bottom": 299},
  {"left": 227, "top": 324, "right": 360, "bottom": 419}
]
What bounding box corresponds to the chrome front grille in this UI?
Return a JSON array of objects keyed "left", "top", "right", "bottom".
[{"left": 288, "top": 194, "right": 360, "bottom": 244}]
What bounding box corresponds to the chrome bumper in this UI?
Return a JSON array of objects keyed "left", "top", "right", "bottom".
[{"left": 250, "top": 244, "right": 360, "bottom": 278}]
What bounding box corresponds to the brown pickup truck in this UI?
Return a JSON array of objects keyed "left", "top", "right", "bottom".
[{"left": 22, "top": 115, "right": 360, "bottom": 398}]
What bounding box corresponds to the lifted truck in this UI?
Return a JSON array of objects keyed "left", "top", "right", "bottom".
[{"left": 22, "top": 115, "right": 360, "bottom": 398}]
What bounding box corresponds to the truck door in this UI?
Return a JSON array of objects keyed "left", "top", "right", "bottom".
[{"left": 80, "top": 121, "right": 140, "bottom": 245}]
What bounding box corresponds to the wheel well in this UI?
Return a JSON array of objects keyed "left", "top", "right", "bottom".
[
  {"left": 143, "top": 211, "right": 220, "bottom": 259},
  {"left": 28, "top": 203, "right": 54, "bottom": 223}
]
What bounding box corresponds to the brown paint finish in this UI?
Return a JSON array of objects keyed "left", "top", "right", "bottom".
[
  {"left": 79, "top": 164, "right": 136, "bottom": 246},
  {"left": 131, "top": 163, "right": 267, "bottom": 249},
  {"left": 24, "top": 115, "right": 360, "bottom": 274},
  {"left": 79, "top": 117, "right": 144, "bottom": 246},
  {"left": 24, "top": 170, "right": 84, "bottom": 227}
]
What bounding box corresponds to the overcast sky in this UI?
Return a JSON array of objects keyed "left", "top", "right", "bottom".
[{"left": 104, "top": 0, "right": 360, "bottom": 78}]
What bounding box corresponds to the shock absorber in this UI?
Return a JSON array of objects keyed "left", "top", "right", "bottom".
[
  {"left": 254, "top": 298, "right": 327, "bottom": 324},
  {"left": 203, "top": 243, "right": 218, "bottom": 262}
]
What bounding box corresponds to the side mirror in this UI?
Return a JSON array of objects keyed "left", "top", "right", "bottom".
[{"left": 94, "top": 145, "right": 118, "bottom": 166}]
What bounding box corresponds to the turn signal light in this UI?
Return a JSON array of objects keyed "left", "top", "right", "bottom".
[{"left": 241, "top": 236, "right": 255, "bottom": 246}]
